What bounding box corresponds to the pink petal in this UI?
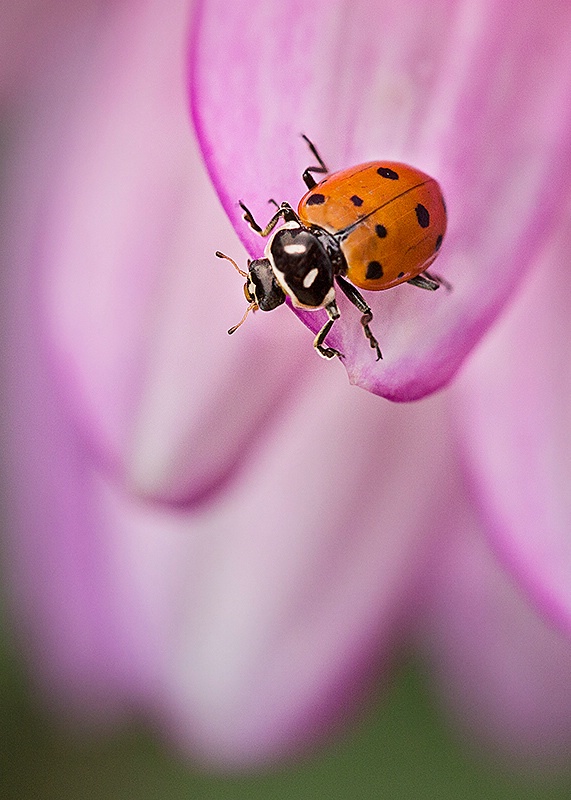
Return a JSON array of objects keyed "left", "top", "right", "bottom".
[
  {"left": 452, "top": 198, "right": 571, "bottom": 633},
  {"left": 0, "top": 1, "right": 85, "bottom": 105},
  {"left": 1, "top": 241, "right": 454, "bottom": 763},
  {"left": 418, "top": 510, "right": 571, "bottom": 765},
  {"left": 11, "top": 0, "right": 309, "bottom": 506},
  {"left": 0, "top": 1, "right": 456, "bottom": 764},
  {"left": 190, "top": 0, "right": 571, "bottom": 400},
  {"left": 92, "top": 369, "right": 455, "bottom": 766},
  {"left": 1, "top": 218, "right": 139, "bottom": 721}
]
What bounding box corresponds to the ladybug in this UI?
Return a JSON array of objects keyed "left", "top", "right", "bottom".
[{"left": 217, "top": 135, "right": 448, "bottom": 360}]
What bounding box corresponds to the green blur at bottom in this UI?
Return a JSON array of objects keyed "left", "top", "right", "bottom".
[{"left": 2, "top": 633, "right": 571, "bottom": 800}]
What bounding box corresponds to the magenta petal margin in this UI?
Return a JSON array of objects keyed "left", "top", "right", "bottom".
[{"left": 190, "top": 0, "right": 571, "bottom": 400}]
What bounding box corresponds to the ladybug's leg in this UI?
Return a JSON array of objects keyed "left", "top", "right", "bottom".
[
  {"left": 301, "top": 134, "right": 329, "bottom": 190},
  {"left": 408, "top": 271, "right": 452, "bottom": 292},
  {"left": 335, "top": 276, "right": 382, "bottom": 361},
  {"left": 314, "top": 301, "right": 344, "bottom": 360},
  {"left": 425, "top": 271, "right": 452, "bottom": 292},
  {"left": 240, "top": 201, "right": 300, "bottom": 237}
]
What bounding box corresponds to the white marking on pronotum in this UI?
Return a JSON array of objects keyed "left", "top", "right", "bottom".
[
  {"left": 303, "top": 267, "right": 318, "bottom": 288},
  {"left": 284, "top": 243, "right": 307, "bottom": 256}
]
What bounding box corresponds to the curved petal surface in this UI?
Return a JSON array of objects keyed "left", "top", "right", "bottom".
[
  {"left": 418, "top": 512, "right": 571, "bottom": 765},
  {"left": 453, "top": 196, "right": 571, "bottom": 633},
  {"left": 12, "top": 0, "right": 309, "bottom": 505},
  {"left": 101, "top": 367, "right": 455, "bottom": 766},
  {"left": 190, "top": 0, "right": 571, "bottom": 400},
  {"left": 1, "top": 263, "right": 454, "bottom": 764},
  {"left": 1, "top": 34, "right": 459, "bottom": 756},
  {"left": 0, "top": 1, "right": 88, "bottom": 105}
]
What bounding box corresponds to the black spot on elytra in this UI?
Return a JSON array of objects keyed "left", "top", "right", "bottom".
[
  {"left": 306, "top": 193, "right": 325, "bottom": 206},
  {"left": 366, "top": 261, "right": 383, "bottom": 280},
  {"left": 435, "top": 234, "right": 443, "bottom": 251},
  {"left": 398, "top": 271, "right": 405, "bottom": 278},
  {"left": 415, "top": 204, "right": 430, "bottom": 228},
  {"left": 377, "top": 167, "right": 399, "bottom": 180},
  {"left": 350, "top": 194, "right": 364, "bottom": 207},
  {"left": 375, "top": 224, "right": 387, "bottom": 238}
]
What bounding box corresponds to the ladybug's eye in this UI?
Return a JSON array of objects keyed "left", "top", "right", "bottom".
[{"left": 244, "top": 282, "right": 254, "bottom": 303}]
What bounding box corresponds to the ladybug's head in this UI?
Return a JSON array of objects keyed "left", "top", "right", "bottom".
[{"left": 216, "top": 252, "right": 285, "bottom": 335}]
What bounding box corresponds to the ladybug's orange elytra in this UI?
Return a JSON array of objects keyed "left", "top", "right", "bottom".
[{"left": 298, "top": 162, "right": 447, "bottom": 291}]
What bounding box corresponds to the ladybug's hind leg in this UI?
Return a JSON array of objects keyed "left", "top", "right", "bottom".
[
  {"left": 408, "top": 271, "right": 452, "bottom": 292},
  {"left": 301, "top": 134, "right": 329, "bottom": 190},
  {"left": 335, "top": 276, "right": 383, "bottom": 361},
  {"left": 314, "top": 301, "right": 344, "bottom": 360}
]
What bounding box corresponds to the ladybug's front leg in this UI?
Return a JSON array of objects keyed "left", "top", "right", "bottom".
[
  {"left": 239, "top": 201, "right": 300, "bottom": 237},
  {"left": 335, "top": 276, "right": 383, "bottom": 360},
  {"left": 313, "top": 301, "right": 344, "bottom": 360}
]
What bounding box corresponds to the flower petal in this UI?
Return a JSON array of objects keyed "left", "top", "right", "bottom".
[
  {"left": 190, "top": 0, "right": 571, "bottom": 400},
  {"left": 0, "top": 215, "right": 140, "bottom": 722},
  {"left": 418, "top": 511, "right": 571, "bottom": 764},
  {"left": 10, "top": 0, "right": 309, "bottom": 506},
  {"left": 452, "top": 196, "right": 571, "bottom": 633},
  {"left": 2, "top": 285, "right": 454, "bottom": 765},
  {"left": 0, "top": 1, "right": 85, "bottom": 105},
  {"left": 100, "top": 368, "right": 455, "bottom": 766}
]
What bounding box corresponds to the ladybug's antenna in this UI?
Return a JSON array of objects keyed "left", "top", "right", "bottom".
[
  {"left": 216, "top": 251, "right": 258, "bottom": 334},
  {"left": 228, "top": 302, "right": 257, "bottom": 335},
  {"left": 216, "top": 250, "right": 248, "bottom": 278}
]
